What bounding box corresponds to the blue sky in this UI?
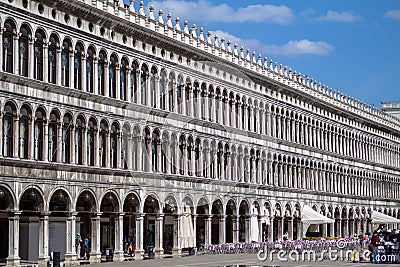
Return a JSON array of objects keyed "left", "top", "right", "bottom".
[{"left": 124, "top": 0, "right": 400, "bottom": 108}]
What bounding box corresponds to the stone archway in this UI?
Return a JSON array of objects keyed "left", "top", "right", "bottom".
[
  {"left": 19, "top": 186, "right": 45, "bottom": 264},
  {"left": 122, "top": 193, "right": 139, "bottom": 258},
  {"left": 48, "top": 189, "right": 71, "bottom": 262},
  {"left": 211, "top": 199, "right": 223, "bottom": 244},
  {"left": 0, "top": 186, "right": 14, "bottom": 264},
  {"left": 99, "top": 192, "right": 121, "bottom": 259},
  {"left": 196, "top": 197, "right": 209, "bottom": 248},
  {"left": 76, "top": 190, "right": 98, "bottom": 262},
  {"left": 225, "top": 200, "right": 236, "bottom": 243},
  {"left": 239, "top": 200, "right": 249, "bottom": 242},
  {"left": 142, "top": 195, "right": 160, "bottom": 255}
]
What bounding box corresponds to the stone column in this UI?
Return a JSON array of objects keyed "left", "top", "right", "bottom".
[
  {"left": 89, "top": 213, "right": 102, "bottom": 263},
  {"left": 56, "top": 48, "right": 62, "bottom": 85},
  {"left": 219, "top": 216, "right": 226, "bottom": 244},
  {"left": 6, "top": 211, "right": 21, "bottom": 266},
  {"left": 64, "top": 213, "right": 78, "bottom": 265},
  {"left": 38, "top": 213, "right": 50, "bottom": 267},
  {"left": 13, "top": 35, "right": 19, "bottom": 75},
  {"left": 226, "top": 152, "right": 231, "bottom": 180},
  {"left": 204, "top": 91, "right": 209, "bottom": 121},
  {"left": 0, "top": 31, "right": 3, "bottom": 71},
  {"left": 116, "top": 133, "right": 121, "bottom": 169},
  {"left": 127, "top": 135, "right": 132, "bottom": 169},
  {"left": 269, "top": 217, "right": 274, "bottom": 242},
  {"left": 172, "top": 214, "right": 181, "bottom": 255},
  {"left": 135, "top": 70, "right": 141, "bottom": 104},
  {"left": 42, "top": 43, "right": 49, "bottom": 82},
  {"left": 104, "top": 62, "right": 109, "bottom": 97},
  {"left": 93, "top": 58, "right": 98, "bottom": 94},
  {"left": 190, "top": 146, "right": 196, "bottom": 176},
  {"left": 0, "top": 113, "right": 3, "bottom": 157},
  {"left": 42, "top": 120, "right": 49, "bottom": 162},
  {"left": 13, "top": 116, "right": 19, "bottom": 158},
  {"left": 29, "top": 118, "right": 34, "bottom": 160},
  {"left": 136, "top": 136, "right": 142, "bottom": 171},
  {"left": 232, "top": 216, "right": 238, "bottom": 243},
  {"left": 115, "top": 65, "right": 120, "bottom": 99},
  {"left": 156, "top": 140, "right": 162, "bottom": 172},
  {"left": 155, "top": 214, "right": 164, "bottom": 257},
  {"left": 69, "top": 51, "right": 74, "bottom": 89},
  {"left": 105, "top": 131, "right": 110, "bottom": 168},
  {"left": 135, "top": 213, "right": 145, "bottom": 260},
  {"left": 205, "top": 216, "right": 211, "bottom": 246},
  {"left": 114, "top": 213, "right": 125, "bottom": 261}
]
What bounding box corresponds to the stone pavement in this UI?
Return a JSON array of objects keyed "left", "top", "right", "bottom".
[{"left": 86, "top": 253, "right": 399, "bottom": 267}]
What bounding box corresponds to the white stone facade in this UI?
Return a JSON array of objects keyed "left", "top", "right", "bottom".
[{"left": 0, "top": 0, "right": 399, "bottom": 266}]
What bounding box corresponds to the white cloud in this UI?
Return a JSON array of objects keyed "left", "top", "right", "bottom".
[
  {"left": 147, "top": 0, "right": 294, "bottom": 24},
  {"left": 317, "top": 10, "right": 362, "bottom": 22},
  {"left": 212, "top": 30, "right": 334, "bottom": 56},
  {"left": 385, "top": 10, "right": 400, "bottom": 20}
]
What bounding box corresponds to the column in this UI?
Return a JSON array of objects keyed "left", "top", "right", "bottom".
[
  {"left": 205, "top": 216, "right": 211, "bottom": 246},
  {"left": 0, "top": 31, "right": 2, "bottom": 71},
  {"left": 56, "top": 123, "right": 62, "bottom": 162},
  {"left": 0, "top": 113, "right": 2, "bottom": 157},
  {"left": 172, "top": 215, "right": 181, "bottom": 255},
  {"left": 56, "top": 48, "right": 62, "bottom": 85},
  {"left": 6, "top": 211, "right": 21, "bottom": 266},
  {"left": 224, "top": 98, "right": 229, "bottom": 126},
  {"left": 269, "top": 217, "right": 274, "bottom": 242},
  {"left": 38, "top": 212, "right": 50, "bottom": 267},
  {"left": 233, "top": 216, "right": 239, "bottom": 243},
  {"left": 190, "top": 146, "right": 196, "bottom": 176},
  {"left": 89, "top": 213, "right": 101, "bottom": 263},
  {"left": 43, "top": 120, "right": 49, "bottom": 162},
  {"left": 115, "top": 65, "right": 120, "bottom": 99},
  {"left": 135, "top": 213, "right": 145, "bottom": 260},
  {"left": 156, "top": 140, "right": 162, "bottom": 172},
  {"left": 29, "top": 118, "right": 34, "bottom": 160},
  {"left": 13, "top": 117, "right": 19, "bottom": 158},
  {"left": 136, "top": 137, "right": 142, "bottom": 171},
  {"left": 13, "top": 35, "right": 19, "bottom": 74},
  {"left": 105, "top": 131, "right": 110, "bottom": 168},
  {"left": 219, "top": 216, "right": 226, "bottom": 244},
  {"left": 232, "top": 153, "right": 237, "bottom": 181},
  {"left": 104, "top": 62, "right": 109, "bottom": 97},
  {"left": 226, "top": 152, "right": 231, "bottom": 180},
  {"left": 64, "top": 213, "right": 78, "bottom": 265},
  {"left": 237, "top": 102, "right": 242, "bottom": 129},
  {"left": 93, "top": 58, "right": 98, "bottom": 94},
  {"left": 289, "top": 218, "right": 294, "bottom": 240},
  {"left": 69, "top": 51, "right": 74, "bottom": 89},
  {"left": 155, "top": 214, "right": 164, "bottom": 257},
  {"left": 249, "top": 105, "right": 254, "bottom": 132},
  {"left": 70, "top": 125, "right": 75, "bottom": 164},
  {"left": 116, "top": 133, "right": 121, "bottom": 169},
  {"left": 204, "top": 91, "right": 209, "bottom": 120},
  {"left": 281, "top": 218, "right": 284, "bottom": 242},
  {"left": 127, "top": 135, "right": 132, "bottom": 169},
  {"left": 43, "top": 43, "right": 48, "bottom": 82},
  {"left": 114, "top": 213, "right": 125, "bottom": 261},
  {"left": 217, "top": 96, "right": 223, "bottom": 123}
]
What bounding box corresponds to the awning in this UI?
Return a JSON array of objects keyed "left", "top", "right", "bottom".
[
  {"left": 372, "top": 210, "right": 400, "bottom": 224},
  {"left": 301, "top": 205, "right": 334, "bottom": 237}
]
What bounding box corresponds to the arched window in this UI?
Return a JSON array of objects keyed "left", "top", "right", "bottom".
[
  {"left": 3, "top": 20, "right": 15, "bottom": 73},
  {"left": 130, "top": 62, "right": 138, "bottom": 103},
  {"left": 109, "top": 55, "right": 117, "bottom": 98},
  {"left": 19, "top": 105, "right": 30, "bottom": 159},
  {"left": 86, "top": 47, "right": 95, "bottom": 93},
  {"left": 48, "top": 35, "right": 58, "bottom": 84},
  {"left": 61, "top": 39, "right": 71, "bottom": 87},
  {"left": 74, "top": 43, "right": 83, "bottom": 90},
  {"left": 87, "top": 118, "right": 96, "bottom": 166},
  {"left": 75, "top": 116, "right": 84, "bottom": 165},
  {"left": 168, "top": 74, "right": 175, "bottom": 112},
  {"left": 34, "top": 30, "right": 44, "bottom": 80},
  {"left": 3, "top": 102, "right": 16, "bottom": 157},
  {"left": 121, "top": 126, "right": 129, "bottom": 169},
  {"left": 150, "top": 67, "right": 157, "bottom": 108},
  {"left": 98, "top": 51, "right": 106, "bottom": 96},
  {"left": 170, "top": 137, "right": 176, "bottom": 174},
  {"left": 160, "top": 71, "right": 167, "bottom": 110},
  {"left": 151, "top": 132, "right": 158, "bottom": 172},
  {"left": 99, "top": 121, "right": 107, "bottom": 167},
  {"left": 34, "top": 108, "right": 45, "bottom": 160},
  {"left": 120, "top": 58, "right": 128, "bottom": 101},
  {"left": 110, "top": 123, "right": 119, "bottom": 168},
  {"left": 179, "top": 136, "right": 185, "bottom": 175},
  {"left": 19, "top": 25, "right": 30, "bottom": 77},
  {"left": 140, "top": 65, "right": 148, "bottom": 105},
  {"left": 62, "top": 114, "right": 72, "bottom": 163},
  {"left": 48, "top": 111, "right": 59, "bottom": 162}
]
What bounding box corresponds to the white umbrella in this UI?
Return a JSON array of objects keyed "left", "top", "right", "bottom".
[
  {"left": 250, "top": 215, "right": 259, "bottom": 242},
  {"left": 180, "top": 205, "right": 195, "bottom": 248}
]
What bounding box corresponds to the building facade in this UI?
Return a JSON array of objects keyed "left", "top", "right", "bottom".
[
  {"left": 382, "top": 101, "right": 400, "bottom": 118},
  {"left": 0, "top": 0, "right": 400, "bottom": 266}
]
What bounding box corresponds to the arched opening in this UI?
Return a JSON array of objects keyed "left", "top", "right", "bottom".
[
  {"left": 162, "top": 196, "right": 177, "bottom": 255},
  {"left": 225, "top": 200, "right": 236, "bottom": 243},
  {"left": 122, "top": 193, "right": 139, "bottom": 257},
  {"left": 99, "top": 192, "right": 119, "bottom": 255},
  {"left": 76, "top": 191, "right": 96, "bottom": 259},
  {"left": 143, "top": 196, "right": 159, "bottom": 253},
  {"left": 239, "top": 200, "right": 249, "bottom": 242},
  {"left": 211, "top": 200, "right": 223, "bottom": 244},
  {"left": 19, "top": 187, "right": 44, "bottom": 262},
  {"left": 48, "top": 189, "right": 71, "bottom": 261},
  {"left": 196, "top": 198, "right": 208, "bottom": 248},
  {"left": 0, "top": 186, "right": 14, "bottom": 262}
]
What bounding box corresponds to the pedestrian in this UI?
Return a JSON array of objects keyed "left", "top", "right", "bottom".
[
  {"left": 83, "top": 235, "right": 90, "bottom": 260},
  {"left": 75, "top": 234, "right": 81, "bottom": 257}
]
